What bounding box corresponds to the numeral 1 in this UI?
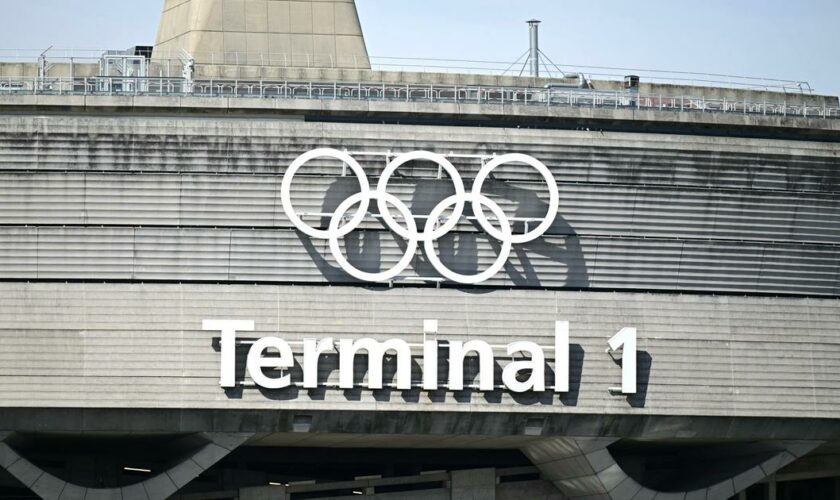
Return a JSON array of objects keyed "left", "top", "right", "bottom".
[{"left": 608, "top": 327, "right": 637, "bottom": 394}]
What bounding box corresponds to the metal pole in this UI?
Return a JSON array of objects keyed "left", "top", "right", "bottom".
[{"left": 527, "top": 20, "right": 541, "bottom": 78}]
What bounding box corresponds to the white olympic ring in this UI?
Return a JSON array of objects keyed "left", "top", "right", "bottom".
[
  {"left": 376, "top": 151, "right": 466, "bottom": 242},
  {"left": 281, "top": 149, "right": 370, "bottom": 239},
  {"left": 423, "top": 193, "right": 513, "bottom": 285},
  {"left": 473, "top": 153, "right": 559, "bottom": 244},
  {"left": 329, "top": 191, "right": 418, "bottom": 282},
  {"left": 282, "top": 148, "right": 559, "bottom": 284}
]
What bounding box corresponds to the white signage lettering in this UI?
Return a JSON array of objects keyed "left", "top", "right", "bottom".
[
  {"left": 503, "top": 341, "right": 545, "bottom": 392},
  {"left": 204, "top": 320, "right": 638, "bottom": 394},
  {"left": 448, "top": 340, "right": 495, "bottom": 391},
  {"left": 339, "top": 338, "right": 412, "bottom": 390},
  {"left": 608, "top": 327, "right": 637, "bottom": 394},
  {"left": 247, "top": 336, "right": 294, "bottom": 389},
  {"left": 303, "top": 337, "right": 334, "bottom": 389},
  {"left": 202, "top": 319, "right": 254, "bottom": 388}
]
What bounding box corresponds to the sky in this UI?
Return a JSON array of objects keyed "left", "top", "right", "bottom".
[{"left": 0, "top": 0, "right": 837, "bottom": 97}]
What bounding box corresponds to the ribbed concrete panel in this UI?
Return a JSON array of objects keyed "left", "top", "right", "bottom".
[
  {"left": 1, "top": 115, "right": 838, "bottom": 296},
  {"left": 0, "top": 283, "right": 838, "bottom": 419},
  {"left": 0, "top": 117, "right": 837, "bottom": 193},
  {"left": 0, "top": 173, "right": 838, "bottom": 244},
  {"left": 0, "top": 227, "right": 836, "bottom": 295}
]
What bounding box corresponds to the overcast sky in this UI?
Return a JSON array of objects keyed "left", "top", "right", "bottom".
[{"left": 0, "top": 0, "right": 837, "bottom": 96}]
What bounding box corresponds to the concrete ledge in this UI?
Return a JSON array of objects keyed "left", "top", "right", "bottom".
[
  {"left": 0, "top": 93, "right": 837, "bottom": 135},
  {"left": 83, "top": 95, "right": 134, "bottom": 109},
  {"left": 178, "top": 96, "right": 231, "bottom": 110},
  {"left": 34, "top": 95, "right": 86, "bottom": 107},
  {"left": 133, "top": 95, "right": 182, "bottom": 108}
]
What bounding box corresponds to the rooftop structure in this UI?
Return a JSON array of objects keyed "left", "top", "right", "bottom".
[{"left": 154, "top": 0, "right": 371, "bottom": 68}]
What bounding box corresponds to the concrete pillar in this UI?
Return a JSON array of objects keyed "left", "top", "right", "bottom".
[
  {"left": 450, "top": 468, "right": 496, "bottom": 500},
  {"left": 768, "top": 475, "right": 777, "bottom": 500}
]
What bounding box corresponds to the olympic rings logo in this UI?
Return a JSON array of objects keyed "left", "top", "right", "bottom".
[{"left": 281, "top": 148, "right": 559, "bottom": 285}]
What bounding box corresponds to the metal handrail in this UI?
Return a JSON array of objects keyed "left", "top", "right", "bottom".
[
  {"left": 1, "top": 76, "right": 837, "bottom": 120},
  {"left": 0, "top": 49, "right": 816, "bottom": 92}
]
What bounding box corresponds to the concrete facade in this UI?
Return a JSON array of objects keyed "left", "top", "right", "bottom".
[
  {"left": 0, "top": 112, "right": 837, "bottom": 296},
  {"left": 153, "top": 0, "right": 371, "bottom": 68},
  {"left": 0, "top": 83, "right": 839, "bottom": 498},
  {"left": 1, "top": 282, "right": 840, "bottom": 418}
]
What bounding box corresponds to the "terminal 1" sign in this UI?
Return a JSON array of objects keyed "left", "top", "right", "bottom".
[{"left": 203, "top": 320, "right": 638, "bottom": 394}]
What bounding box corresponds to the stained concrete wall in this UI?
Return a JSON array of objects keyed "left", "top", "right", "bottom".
[
  {"left": 0, "top": 113, "right": 837, "bottom": 295},
  {"left": 0, "top": 282, "right": 838, "bottom": 421}
]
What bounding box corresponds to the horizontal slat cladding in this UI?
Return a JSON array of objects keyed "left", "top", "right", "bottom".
[
  {"left": 1, "top": 115, "right": 838, "bottom": 296},
  {"left": 0, "top": 116, "right": 838, "bottom": 193},
  {"left": 0, "top": 173, "right": 838, "bottom": 244},
  {"left": 0, "top": 227, "right": 837, "bottom": 295},
  {"left": 0, "top": 283, "right": 838, "bottom": 418}
]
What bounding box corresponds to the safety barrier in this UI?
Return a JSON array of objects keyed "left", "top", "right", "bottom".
[{"left": 1, "top": 76, "right": 837, "bottom": 119}]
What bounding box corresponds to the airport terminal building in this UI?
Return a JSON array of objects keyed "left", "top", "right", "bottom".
[{"left": 0, "top": 1, "right": 839, "bottom": 499}]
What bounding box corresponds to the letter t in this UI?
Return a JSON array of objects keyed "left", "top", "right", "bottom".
[{"left": 203, "top": 320, "right": 255, "bottom": 388}]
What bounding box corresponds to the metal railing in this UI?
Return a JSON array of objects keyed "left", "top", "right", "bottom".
[
  {"left": 1, "top": 76, "right": 838, "bottom": 120},
  {"left": 0, "top": 48, "right": 819, "bottom": 93}
]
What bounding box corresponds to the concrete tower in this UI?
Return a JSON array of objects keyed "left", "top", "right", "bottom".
[{"left": 153, "top": 0, "right": 370, "bottom": 68}]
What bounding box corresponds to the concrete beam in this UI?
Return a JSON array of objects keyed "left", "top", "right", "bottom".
[
  {"left": 0, "top": 433, "right": 253, "bottom": 500},
  {"left": 0, "top": 93, "right": 836, "bottom": 137},
  {"left": 451, "top": 468, "right": 496, "bottom": 500},
  {"left": 522, "top": 438, "right": 823, "bottom": 500}
]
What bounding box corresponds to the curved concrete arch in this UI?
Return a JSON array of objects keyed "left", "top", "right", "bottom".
[
  {"left": 522, "top": 437, "right": 823, "bottom": 500},
  {"left": 0, "top": 432, "right": 253, "bottom": 500}
]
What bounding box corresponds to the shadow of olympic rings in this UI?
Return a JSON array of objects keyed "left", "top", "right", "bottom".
[{"left": 295, "top": 176, "right": 590, "bottom": 289}]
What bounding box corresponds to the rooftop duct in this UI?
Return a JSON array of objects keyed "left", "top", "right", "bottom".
[{"left": 528, "top": 19, "right": 541, "bottom": 78}]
